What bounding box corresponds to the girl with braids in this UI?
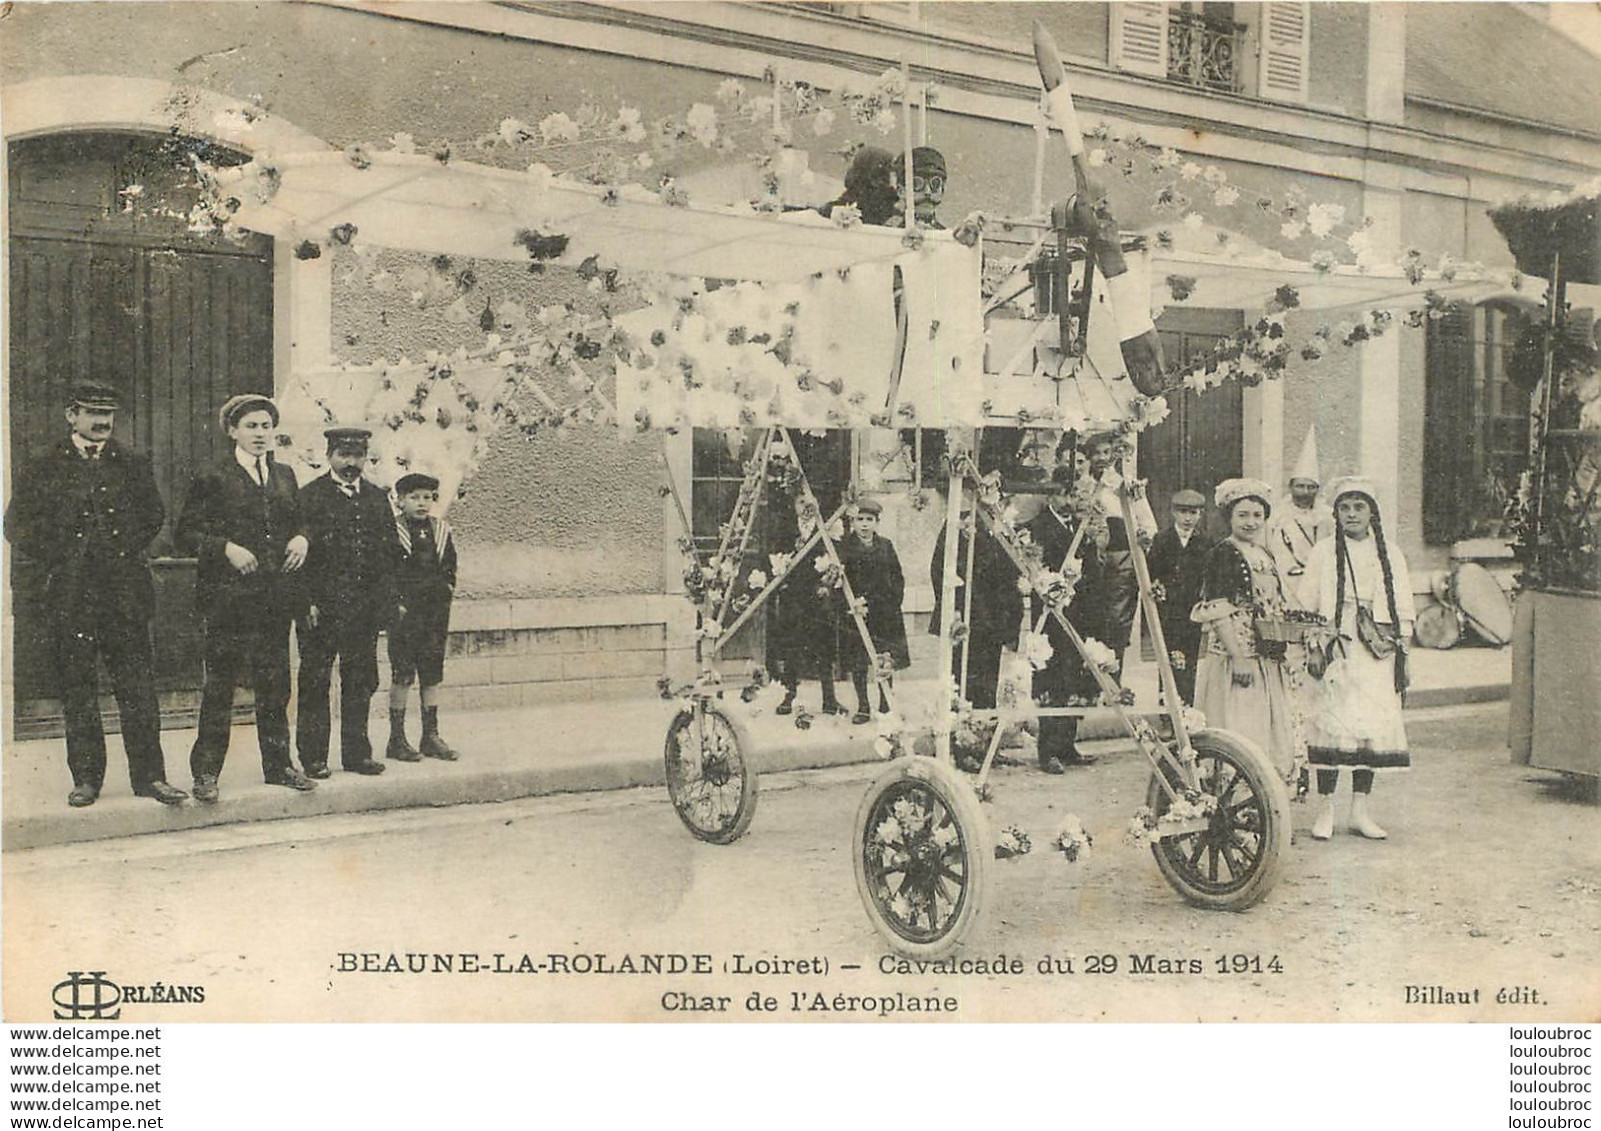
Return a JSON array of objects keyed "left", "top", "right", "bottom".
[
  {"left": 1303, "top": 477, "right": 1415, "bottom": 841},
  {"left": 1190, "top": 480, "right": 1307, "bottom": 786}
]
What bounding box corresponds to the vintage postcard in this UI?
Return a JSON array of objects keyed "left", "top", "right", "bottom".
[{"left": 2, "top": 0, "right": 1598, "bottom": 1026}]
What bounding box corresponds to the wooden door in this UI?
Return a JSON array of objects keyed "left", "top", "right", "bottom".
[
  {"left": 1139, "top": 308, "right": 1245, "bottom": 534},
  {"left": 7, "top": 132, "right": 274, "bottom": 734}
]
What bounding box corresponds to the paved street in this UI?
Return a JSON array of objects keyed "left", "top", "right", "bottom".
[{"left": 4, "top": 702, "right": 1595, "bottom": 1023}]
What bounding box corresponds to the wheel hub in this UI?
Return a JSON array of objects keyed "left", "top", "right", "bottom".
[{"left": 702, "top": 755, "right": 732, "bottom": 788}]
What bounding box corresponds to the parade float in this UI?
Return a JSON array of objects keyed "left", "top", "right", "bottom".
[
  {"left": 185, "top": 24, "right": 1567, "bottom": 956},
  {"left": 1497, "top": 178, "right": 1601, "bottom": 780}
]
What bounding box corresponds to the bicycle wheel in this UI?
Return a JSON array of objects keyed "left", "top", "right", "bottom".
[
  {"left": 664, "top": 702, "right": 758, "bottom": 844},
  {"left": 1146, "top": 728, "right": 1290, "bottom": 911},
  {"left": 854, "top": 756, "right": 990, "bottom": 959}
]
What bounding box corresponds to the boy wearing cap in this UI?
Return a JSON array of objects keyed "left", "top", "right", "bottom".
[
  {"left": 385, "top": 474, "right": 460, "bottom": 761},
  {"left": 294, "top": 427, "right": 397, "bottom": 778},
  {"left": 839, "top": 498, "right": 910, "bottom": 724},
  {"left": 5, "top": 383, "right": 187, "bottom": 807},
  {"left": 176, "top": 394, "right": 313, "bottom": 800},
  {"left": 1146, "top": 488, "right": 1213, "bottom": 706}
]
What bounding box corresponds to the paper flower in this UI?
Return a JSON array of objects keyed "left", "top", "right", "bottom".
[
  {"left": 1306, "top": 201, "right": 1345, "bottom": 238},
  {"left": 685, "top": 103, "right": 719, "bottom": 146},
  {"left": 1053, "top": 815, "right": 1092, "bottom": 862},
  {"left": 1080, "top": 637, "right": 1118, "bottom": 672},
  {"left": 995, "top": 826, "right": 1033, "bottom": 860},
  {"left": 538, "top": 113, "right": 581, "bottom": 144},
  {"left": 1022, "top": 632, "right": 1055, "bottom": 671}
]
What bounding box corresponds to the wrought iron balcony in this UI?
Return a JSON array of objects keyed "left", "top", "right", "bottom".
[{"left": 1167, "top": 9, "right": 1246, "bottom": 93}]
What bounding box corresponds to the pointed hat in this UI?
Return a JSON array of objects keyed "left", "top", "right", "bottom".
[{"left": 1289, "top": 427, "right": 1320, "bottom": 485}]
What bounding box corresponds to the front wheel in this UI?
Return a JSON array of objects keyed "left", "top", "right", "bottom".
[
  {"left": 854, "top": 757, "right": 990, "bottom": 960},
  {"left": 664, "top": 702, "right": 757, "bottom": 844},
  {"left": 1146, "top": 728, "right": 1291, "bottom": 911}
]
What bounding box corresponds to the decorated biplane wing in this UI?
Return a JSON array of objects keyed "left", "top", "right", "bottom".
[{"left": 211, "top": 23, "right": 1573, "bottom": 961}]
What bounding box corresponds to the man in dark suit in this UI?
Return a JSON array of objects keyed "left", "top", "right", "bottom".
[
  {"left": 929, "top": 509, "right": 1021, "bottom": 713},
  {"left": 1024, "top": 467, "right": 1106, "bottom": 773},
  {"left": 4, "top": 383, "right": 187, "bottom": 807},
  {"left": 294, "top": 426, "right": 395, "bottom": 778},
  {"left": 1146, "top": 488, "right": 1213, "bottom": 706},
  {"left": 175, "top": 393, "right": 314, "bottom": 802}
]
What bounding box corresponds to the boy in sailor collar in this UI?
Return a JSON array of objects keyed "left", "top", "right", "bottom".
[{"left": 385, "top": 473, "right": 460, "bottom": 762}]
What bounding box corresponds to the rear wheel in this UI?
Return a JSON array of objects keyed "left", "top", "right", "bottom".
[
  {"left": 854, "top": 757, "right": 990, "bottom": 959},
  {"left": 1146, "top": 729, "right": 1290, "bottom": 911},
  {"left": 664, "top": 702, "right": 757, "bottom": 844}
]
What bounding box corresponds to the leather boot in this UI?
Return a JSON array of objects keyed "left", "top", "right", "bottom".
[
  {"left": 1311, "top": 794, "right": 1337, "bottom": 840},
  {"left": 1349, "top": 793, "right": 1388, "bottom": 840},
  {"left": 420, "top": 706, "right": 459, "bottom": 761},
  {"left": 387, "top": 708, "right": 421, "bottom": 762}
]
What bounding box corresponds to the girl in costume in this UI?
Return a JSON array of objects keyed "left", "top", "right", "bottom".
[{"left": 1303, "top": 477, "right": 1415, "bottom": 840}]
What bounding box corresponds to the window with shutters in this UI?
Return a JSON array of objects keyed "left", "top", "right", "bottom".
[
  {"left": 1256, "top": 1, "right": 1310, "bottom": 103},
  {"left": 1422, "top": 301, "right": 1533, "bottom": 544},
  {"left": 1109, "top": 2, "right": 1308, "bottom": 103}
]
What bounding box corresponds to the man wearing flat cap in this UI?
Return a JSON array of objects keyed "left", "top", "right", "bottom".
[
  {"left": 1146, "top": 488, "right": 1214, "bottom": 706},
  {"left": 5, "top": 382, "right": 187, "bottom": 807},
  {"left": 293, "top": 426, "right": 397, "bottom": 778},
  {"left": 175, "top": 393, "right": 313, "bottom": 801}
]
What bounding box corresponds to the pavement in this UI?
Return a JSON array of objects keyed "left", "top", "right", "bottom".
[{"left": 1, "top": 644, "right": 1516, "bottom": 851}]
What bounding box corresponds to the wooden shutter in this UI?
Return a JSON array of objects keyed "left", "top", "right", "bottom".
[
  {"left": 1258, "top": 1, "right": 1310, "bottom": 103},
  {"left": 1111, "top": 2, "right": 1170, "bottom": 77},
  {"left": 1422, "top": 305, "right": 1475, "bottom": 545}
]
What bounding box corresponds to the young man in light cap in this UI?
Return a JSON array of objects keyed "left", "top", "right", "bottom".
[
  {"left": 385, "top": 472, "right": 461, "bottom": 762},
  {"left": 1146, "top": 488, "right": 1213, "bottom": 706},
  {"left": 1024, "top": 466, "right": 1107, "bottom": 772},
  {"left": 295, "top": 426, "right": 396, "bottom": 778},
  {"left": 176, "top": 393, "right": 313, "bottom": 801},
  {"left": 1083, "top": 431, "right": 1157, "bottom": 678},
  {"left": 5, "top": 382, "right": 187, "bottom": 807}
]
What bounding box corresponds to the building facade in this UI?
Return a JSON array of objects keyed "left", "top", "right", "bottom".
[{"left": 4, "top": 1, "right": 1599, "bottom": 730}]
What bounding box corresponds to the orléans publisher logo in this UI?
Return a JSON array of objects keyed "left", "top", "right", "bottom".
[
  {"left": 51, "top": 971, "right": 206, "bottom": 1018},
  {"left": 52, "top": 972, "right": 120, "bottom": 1020}
]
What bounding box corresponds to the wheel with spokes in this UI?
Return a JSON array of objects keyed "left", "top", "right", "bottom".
[
  {"left": 854, "top": 756, "right": 990, "bottom": 959},
  {"left": 1146, "top": 728, "right": 1290, "bottom": 911},
  {"left": 664, "top": 702, "right": 757, "bottom": 844}
]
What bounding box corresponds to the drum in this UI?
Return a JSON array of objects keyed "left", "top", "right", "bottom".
[
  {"left": 1414, "top": 602, "right": 1463, "bottom": 649},
  {"left": 1454, "top": 562, "right": 1513, "bottom": 646}
]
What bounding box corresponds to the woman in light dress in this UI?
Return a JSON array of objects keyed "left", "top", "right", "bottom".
[
  {"left": 1190, "top": 479, "right": 1306, "bottom": 786},
  {"left": 1302, "top": 477, "right": 1414, "bottom": 841}
]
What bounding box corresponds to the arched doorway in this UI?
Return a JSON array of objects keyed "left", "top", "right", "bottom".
[{"left": 8, "top": 130, "right": 275, "bottom": 736}]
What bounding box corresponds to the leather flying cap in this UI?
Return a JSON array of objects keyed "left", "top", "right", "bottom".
[
  {"left": 68, "top": 382, "right": 122, "bottom": 411},
  {"left": 323, "top": 426, "right": 373, "bottom": 451},
  {"left": 394, "top": 473, "right": 440, "bottom": 495},
  {"left": 911, "top": 146, "right": 946, "bottom": 178},
  {"left": 218, "top": 393, "right": 279, "bottom": 431},
  {"left": 1170, "top": 488, "right": 1206, "bottom": 509}
]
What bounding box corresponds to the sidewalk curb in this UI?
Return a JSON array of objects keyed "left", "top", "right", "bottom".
[{"left": 3, "top": 682, "right": 1508, "bottom": 852}]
